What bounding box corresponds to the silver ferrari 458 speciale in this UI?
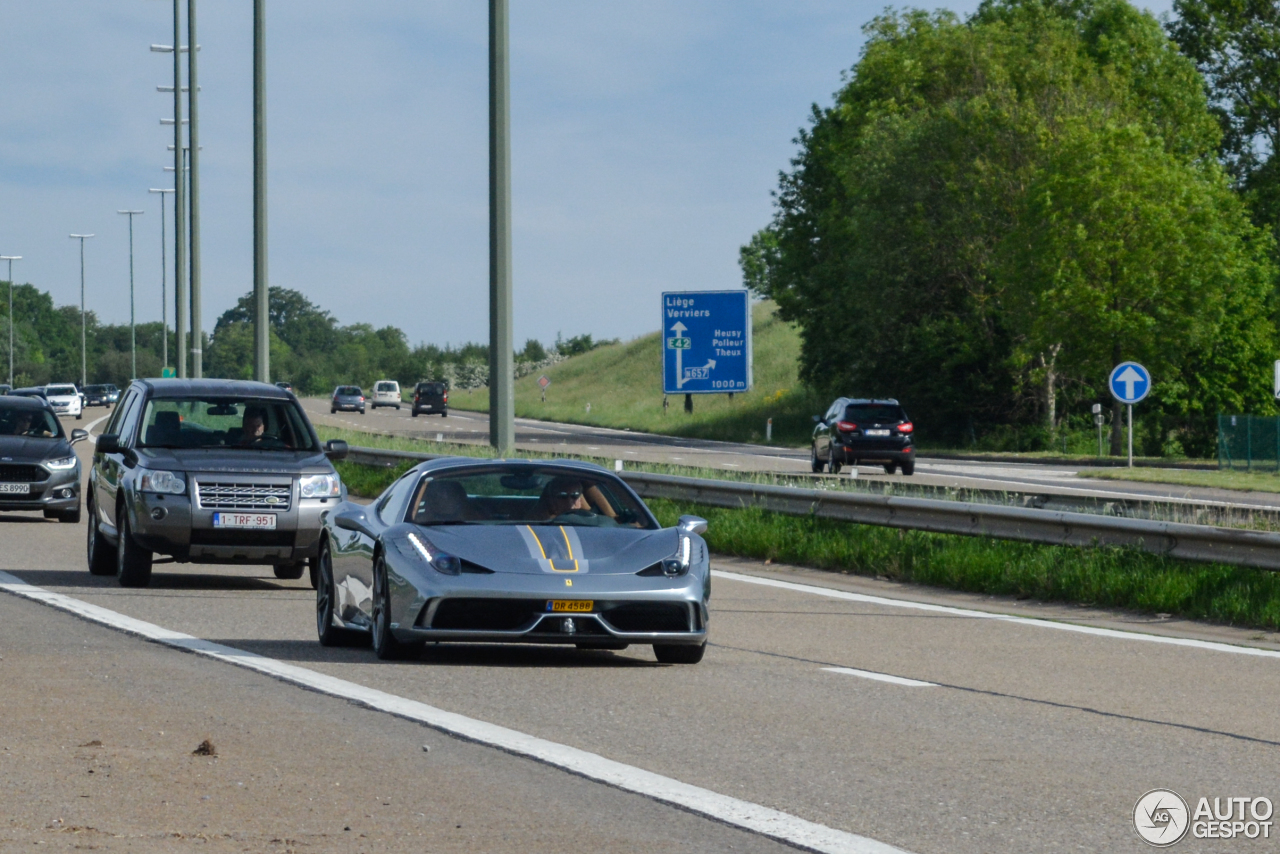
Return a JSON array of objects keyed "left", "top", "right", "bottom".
[{"left": 316, "top": 458, "right": 710, "bottom": 663}]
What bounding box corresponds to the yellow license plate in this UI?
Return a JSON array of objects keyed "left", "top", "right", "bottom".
[{"left": 547, "top": 600, "right": 593, "bottom": 613}]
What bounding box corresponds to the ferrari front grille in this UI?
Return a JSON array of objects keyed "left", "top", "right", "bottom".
[{"left": 600, "top": 603, "right": 691, "bottom": 633}]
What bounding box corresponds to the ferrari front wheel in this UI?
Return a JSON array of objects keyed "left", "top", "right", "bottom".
[{"left": 371, "top": 554, "right": 422, "bottom": 661}]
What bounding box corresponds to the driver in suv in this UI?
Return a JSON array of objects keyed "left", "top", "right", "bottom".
[{"left": 86, "top": 379, "right": 349, "bottom": 588}]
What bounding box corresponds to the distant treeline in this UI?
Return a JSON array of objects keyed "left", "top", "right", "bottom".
[{"left": 0, "top": 282, "right": 614, "bottom": 395}]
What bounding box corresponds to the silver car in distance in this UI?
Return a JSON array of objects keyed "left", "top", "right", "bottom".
[{"left": 317, "top": 458, "right": 710, "bottom": 663}]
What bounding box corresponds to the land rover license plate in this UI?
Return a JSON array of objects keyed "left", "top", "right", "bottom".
[{"left": 212, "top": 512, "right": 277, "bottom": 530}]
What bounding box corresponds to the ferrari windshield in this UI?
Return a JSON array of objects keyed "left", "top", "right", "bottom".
[
  {"left": 407, "top": 466, "right": 658, "bottom": 529},
  {"left": 137, "top": 397, "right": 318, "bottom": 451},
  {"left": 0, "top": 405, "right": 61, "bottom": 438}
]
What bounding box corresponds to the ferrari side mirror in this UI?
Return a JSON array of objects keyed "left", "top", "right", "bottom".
[{"left": 678, "top": 515, "right": 708, "bottom": 536}]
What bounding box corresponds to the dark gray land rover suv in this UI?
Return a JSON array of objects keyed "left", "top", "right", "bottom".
[{"left": 87, "top": 379, "right": 349, "bottom": 588}]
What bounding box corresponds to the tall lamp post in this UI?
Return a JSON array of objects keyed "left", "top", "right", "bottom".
[
  {"left": 489, "top": 0, "right": 514, "bottom": 455},
  {"left": 1, "top": 255, "right": 20, "bottom": 387},
  {"left": 69, "top": 234, "right": 95, "bottom": 387},
  {"left": 187, "top": 0, "right": 202, "bottom": 378},
  {"left": 149, "top": 188, "right": 174, "bottom": 371},
  {"left": 253, "top": 0, "right": 269, "bottom": 383},
  {"left": 118, "top": 210, "right": 145, "bottom": 380}
]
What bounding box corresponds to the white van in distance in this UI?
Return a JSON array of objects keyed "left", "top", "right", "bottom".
[{"left": 371, "top": 380, "right": 401, "bottom": 410}]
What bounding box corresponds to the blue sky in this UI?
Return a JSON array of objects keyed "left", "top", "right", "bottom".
[{"left": 0, "top": 0, "right": 1174, "bottom": 350}]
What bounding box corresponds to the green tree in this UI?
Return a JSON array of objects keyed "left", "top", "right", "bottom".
[
  {"left": 749, "top": 0, "right": 1275, "bottom": 452},
  {"left": 1169, "top": 0, "right": 1280, "bottom": 234}
]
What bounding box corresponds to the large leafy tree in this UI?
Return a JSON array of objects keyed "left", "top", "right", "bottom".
[
  {"left": 1168, "top": 0, "right": 1280, "bottom": 234},
  {"left": 749, "top": 0, "right": 1275, "bottom": 453}
]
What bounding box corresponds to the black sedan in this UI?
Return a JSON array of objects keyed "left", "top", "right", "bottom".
[
  {"left": 0, "top": 396, "right": 88, "bottom": 522},
  {"left": 316, "top": 458, "right": 710, "bottom": 663}
]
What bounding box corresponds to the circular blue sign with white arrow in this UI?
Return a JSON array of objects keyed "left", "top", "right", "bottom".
[{"left": 1109, "top": 361, "right": 1151, "bottom": 404}]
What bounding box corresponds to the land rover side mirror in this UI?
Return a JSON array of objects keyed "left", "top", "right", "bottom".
[
  {"left": 812, "top": 415, "right": 822, "bottom": 423},
  {"left": 69, "top": 429, "right": 89, "bottom": 445},
  {"left": 324, "top": 439, "right": 349, "bottom": 461}
]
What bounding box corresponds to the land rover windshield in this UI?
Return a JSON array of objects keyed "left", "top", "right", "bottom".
[{"left": 136, "top": 397, "right": 319, "bottom": 451}]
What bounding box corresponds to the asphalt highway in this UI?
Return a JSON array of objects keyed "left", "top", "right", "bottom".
[
  {"left": 1, "top": 428, "right": 1278, "bottom": 852},
  {"left": 302, "top": 398, "right": 1280, "bottom": 511}
]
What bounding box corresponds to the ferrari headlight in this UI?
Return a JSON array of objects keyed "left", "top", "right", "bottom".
[
  {"left": 44, "top": 456, "right": 77, "bottom": 471},
  {"left": 406, "top": 531, "right": 461, "bottom": 575},
  {"left": 662, "top": 534, "right": 693, "bottom": 576},
  {"left": 136, "top": 468, "right": 186, "bottom": 495},
  {"left": 299, "top": 473, "right": 341, "bottom": 498}
]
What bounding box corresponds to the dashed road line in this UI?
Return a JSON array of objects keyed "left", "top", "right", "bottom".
[{"left": 822, "top": 667, "right": 937, "bottom": 688}]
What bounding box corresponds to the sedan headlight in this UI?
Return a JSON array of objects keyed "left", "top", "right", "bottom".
[
  {"left": 44, "top": 456, "right": 78, "bottom": 471},
  {"left": 136, "top": 468, "right": 186, "bottom": 495},
  {"left": 406, "top": 531, "right": 461, "bottom": 575},
  {"left": 299, "top": 473, "right": 342, "bottom": 499}
]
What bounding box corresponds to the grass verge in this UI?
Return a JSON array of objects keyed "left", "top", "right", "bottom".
[
  {"left": 643, "top": 499, "right": 1280, "bottom": 632},
  {"left": 1081, "top": 467, "right": 1280, "bottom": 494}
]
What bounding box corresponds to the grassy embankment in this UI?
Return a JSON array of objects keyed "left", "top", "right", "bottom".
[
  {"left": 448, "top": 300, "right": 1210, "bottom": 472},
  {"left": 448, "top": 301, "right": 827, "bottom": 447},
  {"left": 326, "top": 427, "right": 1280, "bottom": 631}
]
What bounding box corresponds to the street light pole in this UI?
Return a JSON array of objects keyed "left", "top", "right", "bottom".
[
  {"left": 69, "top": 234, "right": 95, "bottom": 387},
  {"left": 149, "top": 188, "right": 174, "bottom": 371},
  {"left": 118, "top": 210, "right": 145, "bottom": 380},
  {"left": 0, "top": 255, "right": 20, "bottom": 387},
  {"left": 187, "top": 0, "right": 202, "bottom": 378},
  {"left": 253, "top": 0, "right": 270, "bottom": 383},
  {"left": 489, "top": 0, "right": 514, "bottom": 456}
]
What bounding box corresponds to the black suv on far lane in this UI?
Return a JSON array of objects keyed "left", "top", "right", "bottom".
[
  {"left": 812, "top": 398, "right": 915, "bottom": 475},
  {"left": 411, "top": 381, "right": 448, "bottom": 417}
]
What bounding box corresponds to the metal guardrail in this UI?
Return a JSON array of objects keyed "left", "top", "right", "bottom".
[{"left": 344, "top": 446, "right": 1280, "bottom": 571}]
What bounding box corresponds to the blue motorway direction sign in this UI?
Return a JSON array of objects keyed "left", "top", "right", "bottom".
[
  {"left": 662, "top": 290, "right": 752, "bottom": 394},
  {"left": 1109, "top": 361, "right": 1151, "bottom": 404}
]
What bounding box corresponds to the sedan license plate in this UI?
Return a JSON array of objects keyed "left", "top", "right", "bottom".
[
  {"left": 212, "top": 512, "right": 277, "bottom": 530},
  {"left": 0, "top": 483, "right": 29, "bottom": 494},
  {"left": 547, "top": 600, "right": 593, "bottom": 613},
  {"left": 865, "top": 429, "right": 891, "bottom": 436}
]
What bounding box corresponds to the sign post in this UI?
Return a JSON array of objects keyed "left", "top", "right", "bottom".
[
  {"left": 662, "top": 291, "right": 752, "bottom": 402},
  {"left": 1108, "top": 361, "right": 1151, "bottom": 468}
]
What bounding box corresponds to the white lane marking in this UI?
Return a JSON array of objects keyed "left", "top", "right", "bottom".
[
  {"left": 0, "top": 571, "right": 910, "bottom": 854},
  {"left": 84, "top": 413, "right": 112, "bottom": 443},
  {"left": 713, "top": 570, "right": 1280, "bottom": 660},
  {"left": 822, "top": 667, "right": 937, "bottom": 688}
]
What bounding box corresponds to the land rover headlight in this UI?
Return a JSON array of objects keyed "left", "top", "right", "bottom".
[
  {"left": 136, "top": 468, "right": 186, "bottom": 495},
  {"left": 44, "top": 456, "right": 77, "bottom": 471},
  {"left": 300, "top": 473, "right": 341, "bottom": 498}
]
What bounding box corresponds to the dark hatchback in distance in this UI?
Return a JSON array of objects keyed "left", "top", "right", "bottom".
[
  {"left": 331, "top": 385, "right": 365, "bottom": 414},
  {"left": 411, "top": 381, "right": 448, "bottom": 417},
  {"left": 87, "top": 379, "right": 349, "bottom": 587},
  {"left": 812, "top": 398, "right": 915, "bottom": 475},
  {"left": 0, "top": 395, "right": 88, "bottom": 522}
]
